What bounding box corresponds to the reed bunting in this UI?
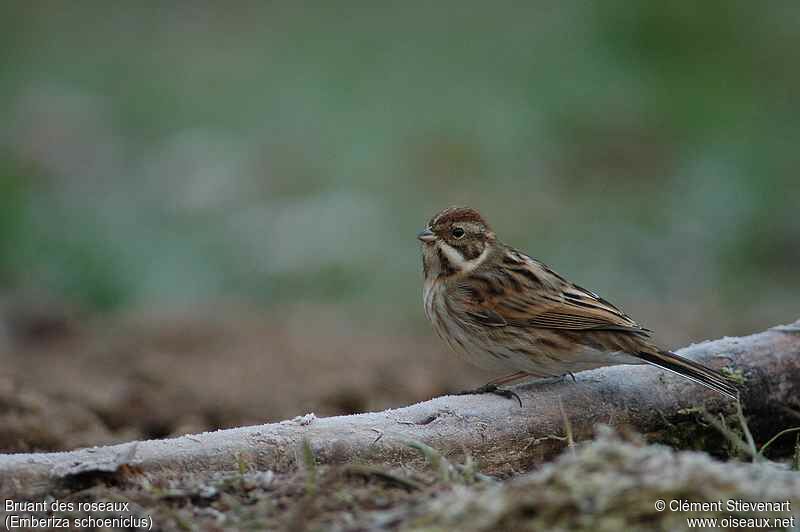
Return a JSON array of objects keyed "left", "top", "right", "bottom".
[{"left": 419, "top": 206, "right": 737, "bottom": 402}]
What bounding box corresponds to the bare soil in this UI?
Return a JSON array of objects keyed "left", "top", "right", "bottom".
[{"left": 0, "top": 302, "right": 484, "bottom": 454}]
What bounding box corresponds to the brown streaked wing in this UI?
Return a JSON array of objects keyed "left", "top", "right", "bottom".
[{"left": 456, "top": 248, "right": 652, "bottom": 337}]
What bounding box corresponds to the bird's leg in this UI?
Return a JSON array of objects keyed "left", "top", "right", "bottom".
[
  {"left": 562, "top": 371, "right": 577, "bottom": 383},
  {"left": 454, "top": 371, "right": 529, "bottom": 407},
  {"left": 453, "top": 384, "right": 522, "bottom": 407}
]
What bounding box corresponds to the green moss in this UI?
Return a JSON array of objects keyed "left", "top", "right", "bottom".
[
  {"left": 656, "top": 406, "right": 739, "bottom": 457},
  {"left": 720, "top": 366, "right": 747, "bottom": 385}
]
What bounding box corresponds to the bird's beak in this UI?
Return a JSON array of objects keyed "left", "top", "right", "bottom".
[{"left": 417, "top": 228, "right": 436, "bottom": 243}]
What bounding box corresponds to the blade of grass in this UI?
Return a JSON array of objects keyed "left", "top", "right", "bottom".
[
  {"left": 300, "top": 439, "right": 318, "bottom": 496},
  {"left": 700, "top": 409, "right": 758, "bottom": 461},
  {"left": 406, "top": 440, "right": 451, "bottom": 483},
  {"left": 757, "top": 427, "right": 800, "bottom": 458},
  {"left": 734, "top": 400, "right": 758, "bottom": 462},
  {"left": 558, "top": 396, "right": 575, "bottom": 455}
]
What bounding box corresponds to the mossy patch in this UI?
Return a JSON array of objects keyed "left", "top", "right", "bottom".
[{"left": 401, "top": 428, "right": 800, "bottom": 532}]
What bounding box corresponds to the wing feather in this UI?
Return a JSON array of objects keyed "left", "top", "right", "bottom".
[{"left": 455, "top": 248, "right": 651, "bottom": 337}]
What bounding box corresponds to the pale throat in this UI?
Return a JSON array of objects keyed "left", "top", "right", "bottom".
[{"left": 437, "top": 241, "right": 490, "bottom": 274}]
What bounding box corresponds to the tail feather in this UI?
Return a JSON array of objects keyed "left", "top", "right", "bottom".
[{"left": 635, "top": 350, "right": 739, "bottom": 400}]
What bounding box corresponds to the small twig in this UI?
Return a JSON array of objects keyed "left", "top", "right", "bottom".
[
  {"left": 758, "top": 427, "right": 800, "bottom": 457},
  {"left": 523, "top": 434, "right": 568, "bottom": 451}
]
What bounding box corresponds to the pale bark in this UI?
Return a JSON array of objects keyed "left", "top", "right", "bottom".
[{"left": 2, "top": 321, "right": 799, "bottom": 497}]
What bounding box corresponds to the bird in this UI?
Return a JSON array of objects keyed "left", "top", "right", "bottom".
[{"left": 418, "top": 206, "right": 738, "bottom": 402}]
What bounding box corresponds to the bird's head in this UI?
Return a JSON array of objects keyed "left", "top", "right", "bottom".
[{"left": 418, "top": 206, "right": 496, "bottom": 278}]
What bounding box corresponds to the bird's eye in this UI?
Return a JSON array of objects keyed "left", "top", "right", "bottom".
[{"left": 451, "top": 227, "right": 465, "bottom": 239}]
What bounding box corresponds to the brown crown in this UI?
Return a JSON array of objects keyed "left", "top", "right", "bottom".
[{"left": 428, "top": 206, "right": 490, "bottom": 229}]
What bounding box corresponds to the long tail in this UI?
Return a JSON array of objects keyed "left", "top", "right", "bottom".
[{"left": 635, "top": 350, "right": 739, "bottom": 400}]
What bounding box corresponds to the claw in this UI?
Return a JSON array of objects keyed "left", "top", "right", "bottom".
[{"left": 455, "top": 383, "right": 523, "bottom": 407}]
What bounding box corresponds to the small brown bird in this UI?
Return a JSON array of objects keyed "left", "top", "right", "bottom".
[{"left": 419, "top": 206, "right": 737, "bottom": 401}]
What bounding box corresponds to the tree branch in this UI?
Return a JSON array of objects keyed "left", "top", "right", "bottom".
[{"left": 2, "top": 321, "right": 799, "bottom": 497}]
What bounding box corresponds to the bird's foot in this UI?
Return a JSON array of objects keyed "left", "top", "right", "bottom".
[{"left": 454, "top": 383, "right": 522, "bottom": 407}]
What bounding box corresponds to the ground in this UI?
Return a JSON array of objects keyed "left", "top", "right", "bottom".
[
  {"left": 0, "top": 303, "right": 483, "bottom": 454},
  {"left": 2, "top": 432, "right": 798, "bottom": 531},
  {"left": 1, "top": 305, "right": 798, "bottom": 530}
]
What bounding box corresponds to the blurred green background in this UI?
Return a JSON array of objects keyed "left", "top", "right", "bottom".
[{"left": 1, "top": 2, "right": 797, "bottom": 345}]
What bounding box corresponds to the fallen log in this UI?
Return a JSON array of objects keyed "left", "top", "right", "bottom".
[{"left": 2, "top": 321, "right": 799, "bottom": 497}]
